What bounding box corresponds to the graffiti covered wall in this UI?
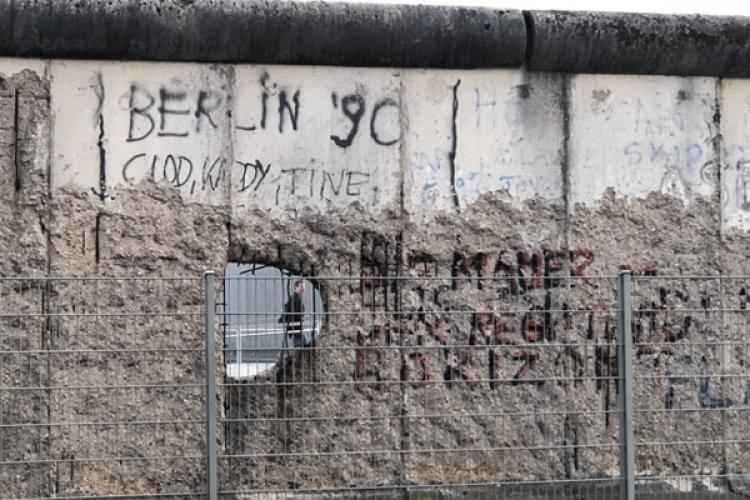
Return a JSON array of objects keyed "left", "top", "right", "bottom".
[{"left": 4, "top": 52, "right": 750, "bottom": 495}]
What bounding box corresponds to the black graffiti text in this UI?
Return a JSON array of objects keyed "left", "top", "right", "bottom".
[
  {"left": 235, "top": 71, "right": 301, "bottom": 133},
  {"left": 127, "top": 84, "right": 222, "bottom": 142},
  {"left": 122, "top": 152, "right": 226, "bottom": 193},
  {"left": 269, "top": 167, "right": 371, "bottom": 203},
  {"left": 331, "top": 92, "right": 400, "bottom": 148}
]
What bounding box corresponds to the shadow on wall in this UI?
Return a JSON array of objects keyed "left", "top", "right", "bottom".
[{"left": 220, "top": 262, "right": 323, "bottom": 378}]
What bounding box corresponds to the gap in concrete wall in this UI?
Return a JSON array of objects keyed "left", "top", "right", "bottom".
[{"left": 221, "top": 262, "right": 323, "bottom": 379}]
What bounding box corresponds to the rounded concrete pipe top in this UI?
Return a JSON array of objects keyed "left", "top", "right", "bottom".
[
  {"left": 2, "top": 1, "right": 750, "bottom": 76},
  {"left": 0, "top": 0, "right": 525, "bottom": 69}
]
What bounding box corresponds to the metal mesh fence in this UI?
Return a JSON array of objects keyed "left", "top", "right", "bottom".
[
  {"left": 2, "top": 272, "right": 749, "bottom": 499},
  {"left": 630, "top": 276, "right": 750, "bottom": 499},
  {"left": 0, "top": 277, "right": 206, "bottom": 499},
  {"left": 218, "top": 274, "right": 623, "bottom": 499}
]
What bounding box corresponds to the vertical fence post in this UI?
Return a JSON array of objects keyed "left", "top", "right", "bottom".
[
  {"left": 204, "top": 271, "right": 218, "bottom": 500},
  {"left": 617, "top": 271, "right": 635, "bottom": 500}
]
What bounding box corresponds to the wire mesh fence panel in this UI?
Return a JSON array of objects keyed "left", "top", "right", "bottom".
[
  {"left": 631, "top": 276, "right": 750, "bottom": 499},
  {"left": 0, "top": 277, "right": 207, "bottom": 499},
  {"left": 8, "top": 272, "right": 748, "bottom": 499},
  {"left": 217, "top": 273, "right": 623, "bottom": 499},
  {"left": 0, "top": 279, "right": 50, "bottom": 498}
]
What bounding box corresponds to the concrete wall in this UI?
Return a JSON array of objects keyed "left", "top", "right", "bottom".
[{"left": 4, "top": 55, "right": 750, "bottom": 495}]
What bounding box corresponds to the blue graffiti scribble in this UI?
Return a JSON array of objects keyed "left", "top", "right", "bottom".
[
  {"left": 686, "top": 144, "right": 703, "bottom": 168},
  {"left": 498, "top": 176, "right": 513, "bottom": 191},
  {"left": 475, "top": 88, "right": 496, "bottom": 128}
]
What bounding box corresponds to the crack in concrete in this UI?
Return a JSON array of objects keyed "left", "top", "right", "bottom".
[
  {"left": 94, "top": 212, "right": 103, "bottom": 264},
  {"left": 449, "top": 79, "right": 461, "bottom": 212},
  {"left": 13, "top": 89, "right": 20, "bottom": 192},
  {"left": 93, "top": 73, "right": 108, "bottom": 202}
]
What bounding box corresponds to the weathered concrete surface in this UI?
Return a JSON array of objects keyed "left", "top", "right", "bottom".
[
  {"left": 44, "top": 60, "right": 231, "bottom": 498},
  {"left": 0, "top": 60, "right": 52, "bottom": 499},
  {"left": 527, "top": 11, "right": 750, "bottom": 77},
  {"left": 398, "top": 66, "right": 568, "bottom": 481},
  {"left": 720, "top": 79, "right": 750, "bottom": 231},
  {"left": 715, "top": 79, "right": 750, "bottom": 491},
  {"left": 569, "top": 75, "right": 717, "bottom": 205},
  {"left": 0, "top": 1, "right": 525, "bottom": 69},
  {"left": 3, "top": 54, "right": 750, "bottom": 498},
  {"left": 403, "top": 70, "right": 564, "bottom": 213},
  {"left": 224, "top": 213, "right": 405, "bottom": 491},
  {"left": 51, "top": 60, "right": 232, "bottom": 206},
  {"left": 232, "top": 65, "right": 402, "bottom": 215},
  {"left": 568, "top": 73, "right": 724, "bottom": 480},
  {"left": 5, "top": 2, "right": 750, "bottom": 78}
]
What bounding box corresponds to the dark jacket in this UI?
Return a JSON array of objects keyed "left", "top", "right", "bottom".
[{"left": 280, "top": 292, "right": 304, "bottom": 332}]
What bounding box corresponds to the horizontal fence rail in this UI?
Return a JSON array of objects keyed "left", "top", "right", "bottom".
[{"left": 3, "top": 272, "right": 750, "bottom": 499}]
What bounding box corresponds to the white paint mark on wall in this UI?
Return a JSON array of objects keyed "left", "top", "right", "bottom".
[{"left": 569, "top": 74, "right": 717, "bottom": 206}]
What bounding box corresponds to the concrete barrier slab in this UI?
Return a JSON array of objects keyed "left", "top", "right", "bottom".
[
  {"left": 231, "top": 65, "right": 401, "bottom": 216},
  {"left": 51, "top": 60, "right": 232, "bottom": 205},
  {"left": 719, "top": 79, "right": 750, "bottom": 231},
  {"left": 570, "top": 74, "right": 717, "bottom": 206},
  {"left": 0, "top": 57, "right": 47, "bottom": 79},
  {"left": 403, "top": 69, "right": 564, "bottom": 216}
]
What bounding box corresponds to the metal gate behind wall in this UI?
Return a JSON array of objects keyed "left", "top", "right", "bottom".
[{"left": 3, "top": 273, "right": 750, "bottom": 499}]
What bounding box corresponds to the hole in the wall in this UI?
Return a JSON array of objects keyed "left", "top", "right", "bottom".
[{"left": 220, "top": 262, "right": 323, "bottom": 379}]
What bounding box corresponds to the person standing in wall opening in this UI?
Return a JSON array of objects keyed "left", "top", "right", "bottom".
[{"left": 281, "top": 280, "right": 309, "bottom": 348}]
